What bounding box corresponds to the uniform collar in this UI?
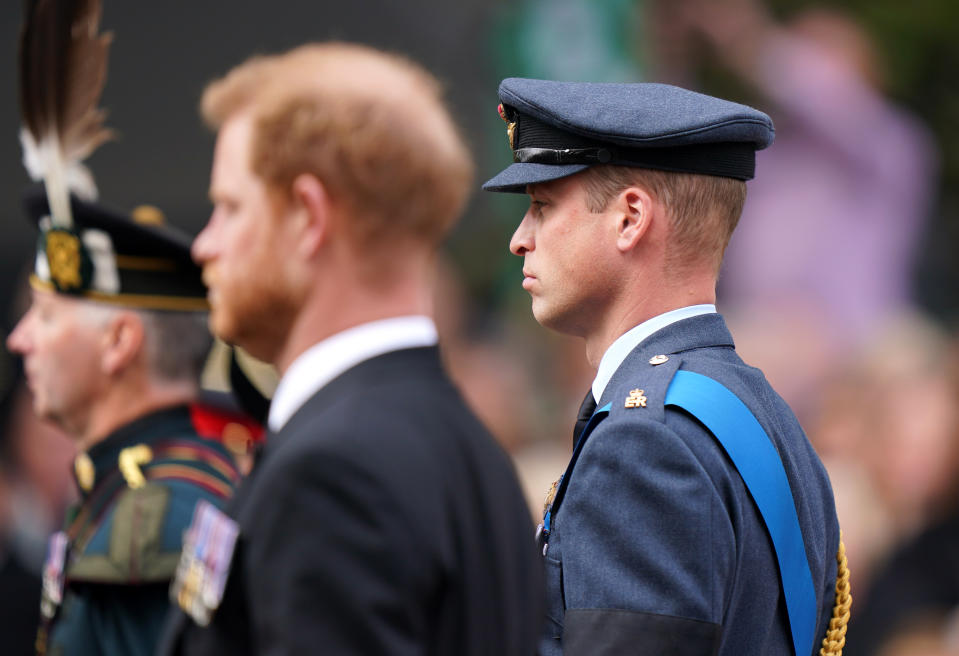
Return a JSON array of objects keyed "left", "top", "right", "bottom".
[
  {"left": 592, "top": 304, "right": 717, "bottom": 401},
  {"left": 267, "top": 316, "right": 439, "bottom": 433}
]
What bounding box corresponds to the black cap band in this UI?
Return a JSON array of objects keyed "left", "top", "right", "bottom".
[
  {"left": 512, "top": 112, "right": 757, "bottom": 180},
  {"left": 514, "top": 147, "right": 614, "bottom": 165}
]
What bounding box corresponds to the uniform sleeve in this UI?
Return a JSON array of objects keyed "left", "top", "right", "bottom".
[
  {"left": 51, "top": 583, "right": 170, "bottom": 656},
  {"left": 242, "top": 448, "right": 428, "bottom": 656},
  {"left": 556, "top": 413, "right": 736, "bottom": 655}
]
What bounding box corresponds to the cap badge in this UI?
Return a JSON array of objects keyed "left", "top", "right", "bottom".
[
  {"left": 45, "top": 228, "right": 85, "bottom": 292},
  {"left": 649, "top": 354, "right": 670, "bottom": 365},
  {"left": 625, "top": 389, "right": 648, "bottom": 408},
  {"left": 497, "top": 103, "right": 517, "bottom": 150}
]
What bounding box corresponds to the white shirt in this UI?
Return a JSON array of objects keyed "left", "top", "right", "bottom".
[
  {"left": 267, "top": 316, "right": 439, "bottom": 432},
  {"left": 592, "top": 304, "right": 717, "bottom": 402}
]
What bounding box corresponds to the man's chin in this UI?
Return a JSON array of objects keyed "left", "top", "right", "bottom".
[
  {"left": 31, "top": 399, "right": 49, "bottom": 421},
  {"left": 532, "top": 310, "right": 563, "bottom": 333},
  {"left": 530, "top": 300, "right": 556, "bottom": 329},
  {"left": 210, "top": 314, "right": 277, "bottom": 364},
  {"left": 32, "top": 401, "right": 64, "bottom": 431},
  {"left": 208, "top": 309, "right": 239, "bottom": 344},
  {"left": 532, "top": 303, "right": 578, "bottom": 336}
]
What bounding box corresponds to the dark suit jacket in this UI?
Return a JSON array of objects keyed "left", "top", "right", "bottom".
[
  {"left": 162, "top": 346, "right": 543, "bottom": 655},
  {"left": 539, "top": 314, "right": 840, "bottom": 656},
  {"left": 0, "top": 545, "right": 41, "bottom": 656}
]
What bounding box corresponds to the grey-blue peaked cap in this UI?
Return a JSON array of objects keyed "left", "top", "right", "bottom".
[{"left": 482, "top": 78, "right": 775, "bottom": 193}]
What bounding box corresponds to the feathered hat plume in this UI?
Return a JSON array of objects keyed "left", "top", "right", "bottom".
[{"left": 19, "top": 0, "right": 114, "bottom": 229}]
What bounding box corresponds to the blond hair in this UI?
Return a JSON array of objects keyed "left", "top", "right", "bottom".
[
  {"left": 579, "top": 165, "right": 746, "bottom": 275},
  {"left": 201, "top": 43, "right": 474, "bottom": 250}
]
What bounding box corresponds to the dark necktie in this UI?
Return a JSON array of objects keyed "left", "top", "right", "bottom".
[{"left": 573, "top": 389, "right": 597, "bottom": 444}]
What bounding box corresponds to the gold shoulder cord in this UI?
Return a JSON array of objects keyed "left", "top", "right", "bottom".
[{"left": 819, "top": 533, "right": 852, "bottom": 656}]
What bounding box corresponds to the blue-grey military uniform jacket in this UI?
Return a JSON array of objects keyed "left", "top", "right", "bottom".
[
  {"left": 540, "top": 313, "right": 840, "bottom": 655},
  {"left": 38, "top": 406, "right": 239, "bottom": 656}
]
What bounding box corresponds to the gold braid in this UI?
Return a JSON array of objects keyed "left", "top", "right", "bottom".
[{"left": 819, "top": 533, "right": 852, "bottom": 655}]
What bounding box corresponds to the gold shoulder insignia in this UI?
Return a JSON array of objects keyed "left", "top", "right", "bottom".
[
  {"left": 74, "top": 452, "right": 95, "bottom": 492},
  {"left": 119, "top": 444, "right": 154, "bottom": 489},
  {"left": 625, "top": 389, "right": 648, "bottom": 408}
]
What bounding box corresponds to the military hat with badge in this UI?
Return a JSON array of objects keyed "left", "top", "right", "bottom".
[
  {"left": 13, "top": 2, "right": 271, "bottom": 650},
  {"left": 24, "top": 191, "right": 209, "bottom": 312},
  {"left": 19, "top": 0, "right": 208, "bottom": 314},
  {"left": 483, "top": 77, "right": 775, "bottom": 193}
]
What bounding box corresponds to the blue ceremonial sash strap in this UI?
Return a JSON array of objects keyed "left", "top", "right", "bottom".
[{"left": 665, "top": 370, "right": 816, "bottom": 656}]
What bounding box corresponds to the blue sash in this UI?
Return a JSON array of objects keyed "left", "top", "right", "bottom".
[{"left": 665, "top": 370, "right": 816, "bottom": 656}]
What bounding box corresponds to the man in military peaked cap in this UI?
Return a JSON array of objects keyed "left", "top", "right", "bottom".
[
  {"left": 485, "top": 79, "right": 847, "bottom": 656},
  {"left": 6, "top": 191, "right": 241, "bottom": 656}
]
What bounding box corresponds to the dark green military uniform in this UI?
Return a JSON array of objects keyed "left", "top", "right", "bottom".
[
  {"left": 13, "top": 5, "right": 246, "bottom": 654},
  {"left": 38, "top": 406, "right": 239, "bottom": 656}
]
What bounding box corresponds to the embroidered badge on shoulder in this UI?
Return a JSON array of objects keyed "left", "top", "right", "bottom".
[
  {"left": 170, "top": 499, "right": 239, "bottom": 626},
  {"left": 40, "top": 532, "right": 68, "bottom": 620},
  {"left": 625, "top": 389, "right": 648, "bottom": 408}
]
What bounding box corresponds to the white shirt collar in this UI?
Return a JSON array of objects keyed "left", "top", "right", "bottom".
[
  {"left": 267, "top": 315, "right": 438, "bottom": 432},
  {"left": 592, "top": 304, "right": 717, "bottom": 402}
]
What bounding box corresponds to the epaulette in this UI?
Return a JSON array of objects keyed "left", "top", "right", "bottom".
[
  {"left": 602, "top": 352, "right": 681, "bottom": 425},
  {"left": 144, "top": 439, "right": 241, "bottom": 499},
  {"left": 65, "top": 439, "right": 239, "bottom": 584}
]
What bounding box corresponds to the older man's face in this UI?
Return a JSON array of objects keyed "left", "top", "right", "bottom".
[{"left": 6, "top": 289, "right": 105, "bottom": 434}]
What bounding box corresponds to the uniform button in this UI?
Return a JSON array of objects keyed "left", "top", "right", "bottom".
[{"left": 649, "top": 354, "right": 669, "bottom": 365}]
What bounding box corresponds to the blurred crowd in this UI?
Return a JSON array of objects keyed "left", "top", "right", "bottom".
[{"left": 3, "top": 0, "right": 959, "bottom": 654}]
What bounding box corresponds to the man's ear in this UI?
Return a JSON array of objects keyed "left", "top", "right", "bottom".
[
  {"left": 290, "top": 174, "right": 331, "bottom": 258},
  {"left": 615, "top": 186, "right": 654, "bottom": 253},
  {"left": 101, "top": 312, "right": 145, "bottom": 376}
]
